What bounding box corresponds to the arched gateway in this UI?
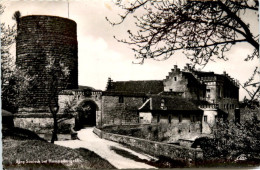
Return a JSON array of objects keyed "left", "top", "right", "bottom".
[
  {"left": 58, "top": 89, "right": 102, "bottom": 130},
  {"left": 76, "top": 100, "right": 99, "bottom": 127}
]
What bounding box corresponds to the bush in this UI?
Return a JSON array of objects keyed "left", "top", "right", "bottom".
[
  {"left": 199, "top": 111, "right": 260, "bottom": 162},
  {"left": 2, "top": 127, "right": 45, "bottom": 141}
]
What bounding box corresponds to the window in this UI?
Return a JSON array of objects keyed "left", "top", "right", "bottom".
[
  {"left": 168, "top": 115, "right": 172, "bottom": 124},
  {"left": 119, "top": 96, "right": 124, "bottom": 103},
  {"left": 157, "top": 115, "right": 160, "bottom": 123},
  {"left": 191, "top": 115, "right": 195, "bottom": 122},
  {"left": 161, "top": 99, "right": 165, "bottom": 109},
  {"left": 204, "top": 115, "right": 207, "bottom": 122},
  {"left": 140, "top": 117, "right": 143, "bottom": 120},
  {"left": 235, "top": 109, "right": 240, "bottom": 124},
  {"left": 179, "top": 114, "right": 182, "bottom": 123},
  {"left": 169, "top": 89, "right": 173, "bottom": 92},
  {"left": 206, "top": 89, "right": 211, "bottom": 92},
  {"left": 174, "top": 77, "right": 177, "bottom": 81}
]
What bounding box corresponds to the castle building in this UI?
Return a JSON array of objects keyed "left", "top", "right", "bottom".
[{"left": 100, "top": 64, "right": 239, "bottom": 137}]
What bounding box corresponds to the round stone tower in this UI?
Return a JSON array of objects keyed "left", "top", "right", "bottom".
[{"left": 16, "top": 15, "right": 78, "bottom": 113}]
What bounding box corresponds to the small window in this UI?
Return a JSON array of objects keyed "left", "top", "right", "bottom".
[
  {"left": 235, "top": 109, "right": 240, "bottom": 124},
  {"left": 168, "top": 115, "right": 172, "bottom": 124},
  {"left": 206, "top": 89, "right": 210, "bottom": 92},
  {"left": 119, "top": 96, "right": 124, "bottom": 103},
  {"left": 157, "top": 115, "right": 160, "bottom": 123},
  {"left": 191, "top": 115, "right": 195, "bottom": 122},
  {"left": 169, "top": 89, "right": 173, "bottom": 92},
  {"left": 161, "top": 99, "right": 165, "bottom": 109},
  {"left": 140, "top": 117, "right": 143, "bottom": 120},
  {"left": 179, "top": 114, "right": 182, "bottom": 123},
  {"left": 204, "top": 115, "right": 207, "bottom": 122},
  {"left": 174, "top": 77, "right": 177, "bottom": 81}
]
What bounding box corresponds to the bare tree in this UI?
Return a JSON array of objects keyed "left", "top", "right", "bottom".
[
  {"left": 107, "top": 0, "right": 259, "bottom": 101},
  {"left": 107, "top": 0, "right": 258, "bottom": 64}
]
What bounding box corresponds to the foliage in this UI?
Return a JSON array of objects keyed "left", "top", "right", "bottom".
[
  {"left": 108, "top": 0, "right": 258, "bottom": 65},
  {"left": 199, "top": 112, "right": 260, "bottom": 161},
  {"left": 1, "top": 5, "right": 17, "bottom": 112}
]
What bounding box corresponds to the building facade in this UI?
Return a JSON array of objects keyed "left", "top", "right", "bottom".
[{"left": 99, "top": 65, "right": 239, "bottom": 136}]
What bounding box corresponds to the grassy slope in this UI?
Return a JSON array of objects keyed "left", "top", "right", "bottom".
[{"left": 3, "top": 127, "right": 115, "bottom": 169}]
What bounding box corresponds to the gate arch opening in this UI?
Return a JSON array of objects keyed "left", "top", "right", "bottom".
[{"left": 75, "top": 100, "right": 99, "bottom": 129}]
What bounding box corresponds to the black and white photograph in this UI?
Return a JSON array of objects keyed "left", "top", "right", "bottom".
[{"left": 1, "top": 0, "right": 260, "bottom": 169}]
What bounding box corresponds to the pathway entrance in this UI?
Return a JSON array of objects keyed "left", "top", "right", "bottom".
[{"left": 55, "top": 127, "right": 157, "bottom": 169}]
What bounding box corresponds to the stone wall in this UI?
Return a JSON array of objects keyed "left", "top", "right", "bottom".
[
  {"left": 14, "top": 113, "right": 75, "bottom": 134},
  {"left": 101, "top": 95, "right": 144, "bottom": 126},
  {"left": 16, "top": 15, "right": 78, "bottom": 110},
  {"left": 93, "top": 127, "right": 203, "bottom": 162},
  {"left": 150, "top": 111, "right": 202, "bottom": 142}
]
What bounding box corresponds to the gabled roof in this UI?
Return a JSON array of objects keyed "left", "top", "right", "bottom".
[
  {"left": 106, "top": 80, "right": 164, "bottom": 94},
  {"left": 139, "top": 95, "right": 201, "bottom": 111},
  {"left": 182, "top": 72, "right": 204, "bottom": 86}
]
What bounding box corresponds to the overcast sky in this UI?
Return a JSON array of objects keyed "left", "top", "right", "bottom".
[{"left": 1, "top": 0, "right": 259, "bottom": 100}]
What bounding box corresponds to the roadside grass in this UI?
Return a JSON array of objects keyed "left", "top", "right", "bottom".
[
  {"left": 110, "top": 145, "right": 260, "bottom": 169},
  {"left": 110, "top": 146, "right": 188, "bottom": 168},
  {"left": 3, "top": 127, "right": 116, "bottom": 169}
]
